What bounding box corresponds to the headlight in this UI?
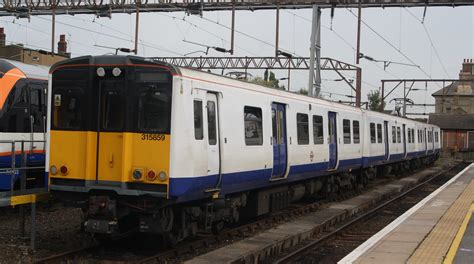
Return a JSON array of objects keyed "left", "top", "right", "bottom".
[
  {"left": 158, "top": 171, "right": 167, "bottom": 181},
  {"left": 132, "top": 169, "right": 142, "bottom": 180},
  {"left": 50, "top": 165, "right": 58, "bottom": 175}
]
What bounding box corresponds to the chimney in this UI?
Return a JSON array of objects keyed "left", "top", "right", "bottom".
[
  {"left": 0, "top": 28, "right": 5, "bottom": 47},
  {"left": 57, "top": 34, "right": 67, "bottom": 55},
  {"left": 460, "top": 58, "right": 474, "bottom": 80}
]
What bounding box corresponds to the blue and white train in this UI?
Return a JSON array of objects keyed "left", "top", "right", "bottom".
[{"left": 47, "top": 56, "right": 440, "bottom": 241}]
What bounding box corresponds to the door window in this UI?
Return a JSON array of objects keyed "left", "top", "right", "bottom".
[
  {"left": 207, "top": 101, "right": 217, "bottom": 145},
  {"left": 193, "top": 100, "right": 203, "bottom": 140},
  {"left": 377, "top": 124, "right": 382, "bottom": 143},
  {"left": 353, "top": 120, "right": 360, "bottom": 144},
  {"left": 102, "top": 90, "right": 124, "bottom": 130},
  {"left": 343, "top": 119, "right": 351, "bottom": 144},
  {"left": 370, "top": 123, "right": 376, "bottom": 143},
  {"left": 313, "top": 115, "right": 323, "bottom": 144}
]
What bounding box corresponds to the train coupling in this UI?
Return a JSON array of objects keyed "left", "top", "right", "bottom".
[{"left": 84, "top": 219, "right": 118, "bottom": 234}]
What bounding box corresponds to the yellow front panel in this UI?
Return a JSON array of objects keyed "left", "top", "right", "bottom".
[
  {"left": 98, "top": 132, "right": 124, "bottom": 182},
  {"left": 50, "top": 130, "right": 170, "bottom": 186},
  {"left": 49, "top": 130, "right": 97, "bottom": 181}
]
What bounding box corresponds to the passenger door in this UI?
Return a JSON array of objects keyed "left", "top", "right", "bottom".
[
  {"left": 271, "top": 103, "right": 287, "bottom": 180},
  {"left": 96, "top": 81, "right": 125, "bottom": 183},
  {"left": 328, "top": 112, "right": 338, "bottom": 170},
  {"left": 206, "top": 93, "right": 220, "bottom": 177},
  {"left": 384, "top": 121, "right": 389, "bottom": 160}
]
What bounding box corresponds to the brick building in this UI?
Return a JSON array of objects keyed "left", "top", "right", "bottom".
[
  {"left": 0, "top": 27, "right": 70, "bottom": 66},
  {"left": 429, "top": 59, "right": 474, "bottom": 150}
]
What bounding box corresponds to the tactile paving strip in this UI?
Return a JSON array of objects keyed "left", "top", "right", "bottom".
[{"left": 408, "top": 180, "right": 474, "bottom": 264}]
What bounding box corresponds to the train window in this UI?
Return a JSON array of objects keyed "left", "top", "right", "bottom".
[
  {"left": 353, "top": 120, "right": 360, "bottom": 144},
  {"left": 313, "top": 115, "right": 324, "bottom": 144},
  {"left": 102, "top": 90, "right": 125, "bottom": 130},
  {"left": 193, "top": 100, "right": 203, "bottom": 140},
  {"left": 397, "top": 127, "right": 401, "bottom": 143},
  {"left": 412, "top": 129, "right": 415, "bottom": 143},
  {"left": 343, "top": 119, "right": 351, "bottom": 144},
  {"left": 52, "top": 88, "right": 84, "bottom": 130},
  {"left": 207, "top": 101, "right": 217, "bottom": 145},
  {"left": 408, "top": 129, "right": 412, "bottom": 143},
  {"left": 377, "top": 124, "right": 382, "bottom": 143},
  {"left": 370, "top": 123, "right": 376, "bottom": 143},
  {"left": 244, "top": 106, "right": 263, "bottom": 146},
  {"left": 435, "top": 132, "right": 439, "bottom": 143},
  {"left": 392, "top": 126, "right": 396, "bottom": 143},
  {"left": 297, "top": 113, "right": 309, "bottom": 145},
  {"left": 138, "top": 86, "right": 171, "bottom": 133}
]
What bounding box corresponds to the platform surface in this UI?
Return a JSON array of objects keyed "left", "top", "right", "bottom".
[{"left": 339, "top": 163, "right": 474, "bottom": 264}]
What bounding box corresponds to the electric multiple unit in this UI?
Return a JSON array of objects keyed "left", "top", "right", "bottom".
[
  {"left": 0, "top": 59, "right": 48, "bottom": 191},
  {"left": 47, "top": 55, "right": 441, "bottom": 242}
]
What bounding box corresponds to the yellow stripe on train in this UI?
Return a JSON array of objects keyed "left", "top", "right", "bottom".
[{"left": 49, "top": 130, "right": 170, "bottom": 185}]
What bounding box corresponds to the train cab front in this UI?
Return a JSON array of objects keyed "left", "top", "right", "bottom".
[{"left": 48, "top": 56, "right": 175, "bottom": 235}]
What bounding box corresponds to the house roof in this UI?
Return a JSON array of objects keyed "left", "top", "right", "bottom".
[
  {"left": 429, "top": 114, "right": 474, "bottom": 130},
  {"left": 432, "top": 81, "right": 474, "bottom": 97}
]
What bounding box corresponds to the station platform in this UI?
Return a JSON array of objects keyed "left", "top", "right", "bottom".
[{"left": 339, "top": 163, "right": 474, "bottom": 264}]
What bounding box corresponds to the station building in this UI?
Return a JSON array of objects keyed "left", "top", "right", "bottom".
[{"left": 430, "top": 59, "right": 474, "bottom": 151}]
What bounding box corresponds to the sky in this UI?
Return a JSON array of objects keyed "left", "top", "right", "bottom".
[{"left": 1, "top": 6, "right": 473, "bottom": 115}]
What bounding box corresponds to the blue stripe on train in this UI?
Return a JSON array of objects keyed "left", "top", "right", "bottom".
[
  {"left": 169, "top": 150, "right": 440, "bottom": 202},
  {"left": 0, "top": 154, "right": 45, "bottom": 190}
]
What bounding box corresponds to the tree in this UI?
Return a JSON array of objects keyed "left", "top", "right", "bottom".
[
  {"left": 367, "top": 90, "right": 385, "bottom": 111},
  {"left": 250, "top": 70, "right": 285, "bottom": 90},
  {"left": 296, "top": 88, "right": 308, "bottom": 95}
]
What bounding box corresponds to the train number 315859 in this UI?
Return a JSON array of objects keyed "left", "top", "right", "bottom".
[{"left": 141, "top": 134, "right": 166, "bottom": 141}]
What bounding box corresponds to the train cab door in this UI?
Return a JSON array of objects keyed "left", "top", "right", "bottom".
[
  {"left": 206, "top": 93, "right": 220, "bottom": 178},
  {"left": 402, "top": 124, "right": 407, "bottom": 158},
  {"left": 96, "top": 80, "right": 126, "bottom": 184},
  {"left": 27, "top": 84, "right": 47, "bottom": 166},
  {"left": 384, "top": 121, "right": 389, "bottom": 160},
  {"left": 327, "top": 112, "right": 338, "bottom": 170},
  {"left": 271, "top": 103, "right": 287, "bottom": 180}
]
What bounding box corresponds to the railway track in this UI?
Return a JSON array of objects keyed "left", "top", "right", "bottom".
[
  {"left": 33, "top": 163, "right": 460, "bottom": 263},
  {"left": 270, "top": 161, "right": 468, "bottom": 264}
]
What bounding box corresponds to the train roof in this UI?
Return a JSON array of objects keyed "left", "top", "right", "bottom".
[
  {"left": 0, "top": 59, "right": 49, "bottom": 80},
  {"left": 49, "top": 55, "right": 437, "bottom": 128}
]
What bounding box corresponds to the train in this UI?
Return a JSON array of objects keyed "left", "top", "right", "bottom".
[
  {"left": 0, "top": 59, "right": 48, "bottom": 191},
  {"left": 47, "top": 55, "right": 440, "bottom": 243}
]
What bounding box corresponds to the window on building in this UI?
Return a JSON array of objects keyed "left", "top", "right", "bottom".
[
  {"left": 244, "top": 106, "right": 263, "bottom": 146},
  {"left": 193, "top": 100, "right": 203, "bottom": 140},
  {"left": 343, "top": 119, "right": 351, "bottom": 144},
  {"left": 397, "top": 127, "right": 401, "bottom": 143},
  {"left": 353, "top": 120, "right": 360, "bottom": 144},
  {"left": 392, "top": 126, "right": 396, "bottom": 143},
  {"left": 370, "top": 123, "right": 376, "bottom": 143},
  {"left": 297, "top": 113, "right": 309, "bottom": 145},
  {"left": 377, "top": 123, "right": 382, "bottom": 143},
  {"left": 313, "top": 115, "right": 324, "bottom": 144}
]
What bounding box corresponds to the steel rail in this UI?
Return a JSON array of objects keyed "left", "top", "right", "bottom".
[{"left": 273, "top": 162, "right": 465, "bottom": 264}]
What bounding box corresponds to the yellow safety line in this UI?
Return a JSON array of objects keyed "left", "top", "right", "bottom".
[{"left": 444, "top": 203, "right": 474, "bottom": 264}]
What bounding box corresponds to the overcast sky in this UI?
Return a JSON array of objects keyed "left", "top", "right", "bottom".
[{"left": 1, "top": 6, "right": 473, "bottom": 114}]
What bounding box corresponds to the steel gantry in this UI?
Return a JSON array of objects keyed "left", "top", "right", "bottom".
[
  {"left": 153, "top": 56, "right": 361, "bottom": 103},
  {"left": 1, "top": 0, "right": 473, "bottom": 16}
]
